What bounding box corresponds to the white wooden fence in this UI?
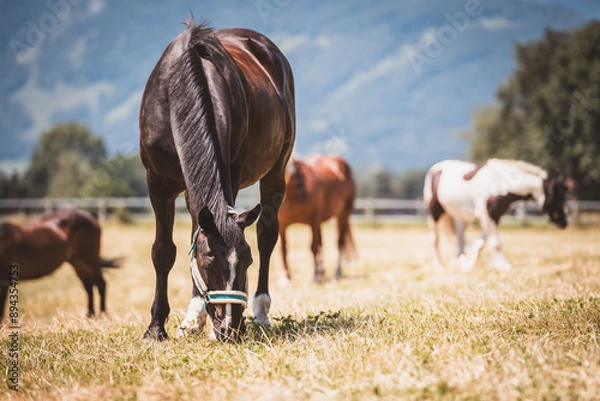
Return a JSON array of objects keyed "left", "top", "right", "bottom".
[{"left": 0, "top": 197, "right": 599, "bottom": 224}]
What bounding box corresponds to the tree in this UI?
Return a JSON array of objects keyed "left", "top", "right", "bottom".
[
  {"left": 78, "top": 153, "right": 147, "bottom": 198},
  {"left": 466, "top": 21, "right": 600, "bottom": 199},
  {"left": 47, "top": 150, "right": 94, "bottom": 197},
  {"left": 0, "top": 172, "right": 27, "bottom": 198},
  {"left": 9, "top": 121, "right": 149, "bottom": 199},
  {"left": 23, "top": 122, "right": 106, "bottom": 197}
]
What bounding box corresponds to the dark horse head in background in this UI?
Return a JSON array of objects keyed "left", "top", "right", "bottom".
[
  {"left": 139, "top": 17, "right": 295, "bottom": 341},
  {"left": 542, "top": 177, "right": 569, "bottom": 229}
]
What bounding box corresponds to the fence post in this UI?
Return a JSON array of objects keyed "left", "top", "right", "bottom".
[
  {"left": 571, "top": 200, "right": 580, "bottom": 226},
  {"left": 44, "top": 199, "right": 53, "bottom": 215},
  {"left": 98, "top": 198, "right": 107, "bottom": 221},
  {"left": 365, "top": 198, "right": 376, "bottom": 225}
]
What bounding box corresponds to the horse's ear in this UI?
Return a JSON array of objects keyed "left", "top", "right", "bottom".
[
  {"left": 198, "top": 206, "right": 217, "bottom": 233},
  {"left": 236, "top": 204, "right": 262, "bottom": 229}
]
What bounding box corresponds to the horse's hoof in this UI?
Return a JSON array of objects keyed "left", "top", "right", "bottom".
[
  {"left": 253, "top": 293, "right": 271, "bottom": 326},
  {"left": 492, "top": 262, "right": 512, "bottom": 271},
  {"left": 458, "top": 255, "right": 474, "bottom": 272},
  {"left": 175, "top": 326, "right": 196, "bottom": 339},
  {"left": 278, "top": 276, "right": 291, "bottom": 287},
  {"left": 253, "top": 314, "right": 271, "bottom": 327},
  {"left": 313, "top": 272, "right": 326, "bottom": 283},
  {"left": 175, "top": 318, "right": 203, "bottom": 339},
  {"left": 490, "top": 255, "right": 512, "bottom": 271},
  {"left": 143, "top": 327, "right": 168, "bottom": 341}
]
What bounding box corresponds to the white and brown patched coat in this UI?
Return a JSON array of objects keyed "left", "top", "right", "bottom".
[{"left": 423, "top": 159, "right": 568, "bottom": 271}]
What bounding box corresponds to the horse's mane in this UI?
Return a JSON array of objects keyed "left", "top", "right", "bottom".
[
  {"left": 169, "top": 17, "right": 240, "bottom": 244},
  {"left": 491, "top": 159, "right": 548, "bottom": 180}
]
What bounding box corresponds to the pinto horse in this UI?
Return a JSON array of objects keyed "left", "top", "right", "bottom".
[
  {"left": 0, "top": 209, "right": 119, "bottom": 320},
  {"left": 139, "top": 19, "right": 295, "bottom": 341},
  {"left": 424, "top": 159, "right": 568, "bottom": 271},
  {"left": 278, "top": 155, "right": 356, "bottom": 283}
]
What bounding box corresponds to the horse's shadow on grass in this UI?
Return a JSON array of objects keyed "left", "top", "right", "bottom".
[{"left": 243, "top": 310, "right": 373, "bottom": 343}]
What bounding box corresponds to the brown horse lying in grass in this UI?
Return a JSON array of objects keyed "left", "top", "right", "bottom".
[
  {"left": 278, "top": 155, "right": 357, "bottom": 282},
  {"left": 0, "top": 209, "right": 120, "bottom": 320}
]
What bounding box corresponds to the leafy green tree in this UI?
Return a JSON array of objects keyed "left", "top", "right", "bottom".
[
  {"left": 102, "top": 154, "right": 148, "bottom": 197},
  {"left": 78, "top": 153, "right": 147, "bottom": 197},
  {"left": 467, "top": 21, "right": 600, "bottom": 199},
  {"left": 47, "top": 150, "right": 94, "bottom": 197},
  {"left": 23, "top": 122, "right": 106, "bottom": 197}
]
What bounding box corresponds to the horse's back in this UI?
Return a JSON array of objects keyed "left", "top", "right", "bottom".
[
  {"left": 1, "top": 216, "right": 70, "bottom": 280},
  {"left": 140, "top": 23, "right": 295, "bottom": 191},
  {"left": 8, "top": 210, "right": 101, "bottom": 280},
  {"left": 216, "top": 28, "right": 296, "bottom": 187},
  {"left": 280, "top": 155, "right": 354, "bottom": 226},
  {"left": 217, "top": 28, "right": 293, "bottom": 96}
]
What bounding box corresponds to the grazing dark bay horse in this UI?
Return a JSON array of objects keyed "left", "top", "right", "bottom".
[
  {"left": 139, "top": 18, "right": 295, "bottom": 341},
  {"left": 278, "top": 155, "right": 356, "bottom": 283},
  {"left": 423, "top": 159, "right": 568, "bottom": 271},
  {"left": 0, "top": 209, "right": 119, "bottom": 320}
]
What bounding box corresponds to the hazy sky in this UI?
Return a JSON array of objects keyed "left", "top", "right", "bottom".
[{"left": 0, "top": 0, "right": 598, "bottom": 174}]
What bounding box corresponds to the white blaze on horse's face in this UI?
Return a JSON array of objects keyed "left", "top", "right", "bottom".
[{"left": 224, "top": 248, "right": 238, "bottom": 330}]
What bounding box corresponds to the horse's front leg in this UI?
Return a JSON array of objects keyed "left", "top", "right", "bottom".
[
  {"left": 453, "top": 219, "right": 470, "bottom": 271},
  {"left": 462, "top": 230, "right": 486, "bottom": 272},
  {"left": 144, "top": 175, "right": 179, "bottom": 341},
  {"left": 176, "top": 287, "right": 208, "bottom": 338},
  {"left": 253, "top": 174, "right": 286, "bottom": 326},
  {"left": 486, "top": 220, "right": 511, "bottom": 271}
]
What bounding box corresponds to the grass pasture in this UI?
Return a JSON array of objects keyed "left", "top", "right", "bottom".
[{"left": 2, "top": 219, "right": 600, "bottom": 400}]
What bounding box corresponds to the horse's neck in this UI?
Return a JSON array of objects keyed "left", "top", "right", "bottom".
[{"left": 487, "top": 162, "right": 545, "bottom": 206}]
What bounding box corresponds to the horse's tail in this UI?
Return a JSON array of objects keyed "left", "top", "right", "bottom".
[
  {"left": 100, "top": 257, "right": 122, "bottom": 268},
  {"left": 340, "top": 161, "right": 358, "bottom": 262}
]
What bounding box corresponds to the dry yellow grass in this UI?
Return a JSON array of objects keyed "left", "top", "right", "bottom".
[{"left": 1, "top": 219, "right": 600, "bottom": 400}]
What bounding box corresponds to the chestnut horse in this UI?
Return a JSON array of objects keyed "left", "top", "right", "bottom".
[
  {"left": 0, "top": 209, "right": 119, "bottom": 320},
  {"left": 424, "top": 159, "right": 568, "bottom": 271},
  {"left": 140, "top": 18, "right": 295, "bottom": 341},
  {"left": 279, "top": 155, "right": 356, "bottom": 282}
]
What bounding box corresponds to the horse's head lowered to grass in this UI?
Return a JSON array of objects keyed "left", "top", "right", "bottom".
[
  {"left": 542, "top": 177, "right": 569, "bottom": 229},
  {"left": 189, "top": 205, "right": 261, "bottom": 341}
]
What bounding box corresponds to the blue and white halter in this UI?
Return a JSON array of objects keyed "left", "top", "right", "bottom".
[{"left": 187, "top": 206, "right": 248, "bottom": 309}]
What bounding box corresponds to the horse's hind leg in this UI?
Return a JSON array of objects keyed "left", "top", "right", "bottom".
[
  {"left": 311, "top": 222, "right": 324, "bottom": 283},
  {"left": 428, "top": 216, "right": 444, "bottom": 270},
  {"left": 145, "top": 175, "right": 179, "bottom": 340},
  {"left": 70, "top": 260, "right": 97, "bottom": 317},
  {"left": 95, "top": 272, "right": 106, "bottom": 314},
  {"left": 335, "top": 202, "right": 355, "bottom": 280},
  {"left": 279, "top": 226, "right": 292, "bottom": 281}
]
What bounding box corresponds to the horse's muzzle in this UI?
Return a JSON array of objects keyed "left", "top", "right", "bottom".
[{"left": 210, "top": 305, "right": 246, "bottom": 341}]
